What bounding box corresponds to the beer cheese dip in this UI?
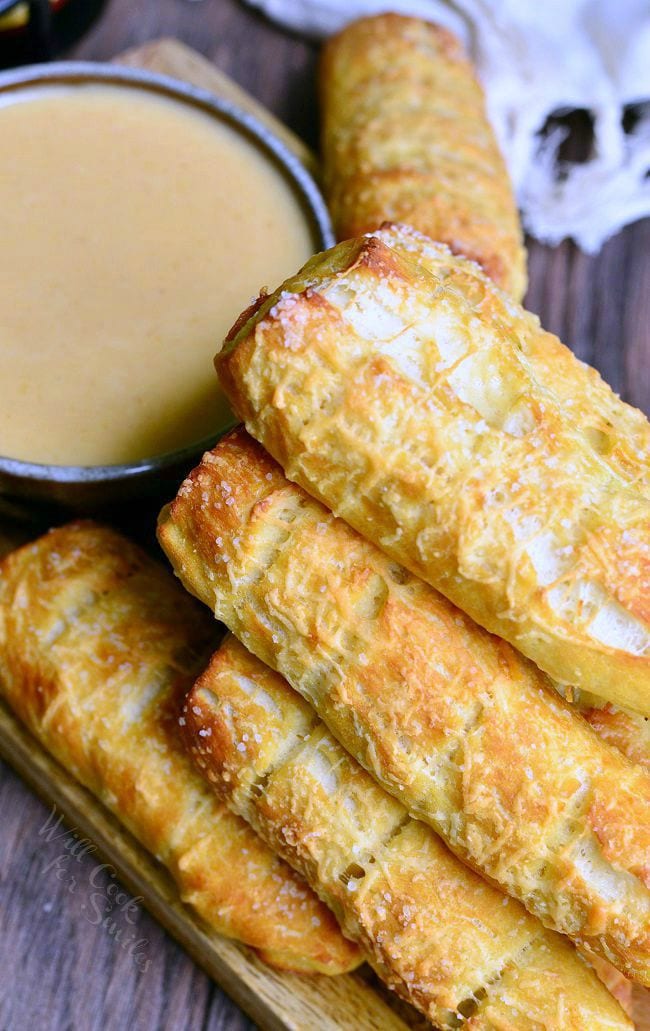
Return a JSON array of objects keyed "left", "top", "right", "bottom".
[{"left": 0, "top": 83, "right": 314, "bottom": 466}]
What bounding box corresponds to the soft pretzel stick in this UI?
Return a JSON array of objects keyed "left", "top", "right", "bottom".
[
  {"left": 0, "top": 522, "right": 360, "bottom": 974},
  {"left": 320, "top": 14, "right": 527, "bottom": 300},
  {"left": 216, "top": 231, "right": 650, "bottom": 717},
  {"left": 183, "top": 633, "right": 631, "bottom": 1029}
]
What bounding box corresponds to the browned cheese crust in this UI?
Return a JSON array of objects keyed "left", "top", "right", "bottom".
[
  {"left": 554, "top": 679, "right": 650, "bottom": 773},
  {"left": 374, "top": 224, "right": 650, "bottom": 498},
  {"left": 158, "top": 430, "right": 650, "bottom": 986},
  {"left": 0, "top": 522, "right": 360, "bottom": 975},
  {"left": 319, "top": 14, "right": 527, "bottom": 299},
  {"left": 182, "top": 634, "right": 631, "bottom": 1029},
  {"left": 579, "top": 703, "right": 649, "bottom": 772},
  {"left": 216, "top": 230, "right": 650, "bottom": 718}
]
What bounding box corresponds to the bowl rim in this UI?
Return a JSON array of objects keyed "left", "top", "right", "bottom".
[{"left": 0, "top": 59, "right": 334, "bottom": 484}]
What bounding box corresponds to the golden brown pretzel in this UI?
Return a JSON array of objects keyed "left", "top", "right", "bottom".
[
  {"left": 216, "top": 230, "right": 650, "bottom": 718},
  {"left": 0, "top": 522, "right": 360, "bottom": 974},
  {"left": 183, "top": 633, "right": 631, "bottom": 1029},
  {"left": 320, "top": 14, "right": 527, "bottom": 299}
]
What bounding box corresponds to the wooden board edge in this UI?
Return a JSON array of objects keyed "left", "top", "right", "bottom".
[{"left": 0, "top": 698, "right": 410, "bottom": 1031}]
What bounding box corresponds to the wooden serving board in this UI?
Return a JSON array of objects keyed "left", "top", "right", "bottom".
[{"left": 0, "top": 37, "right": 647, "bottom": 1031}]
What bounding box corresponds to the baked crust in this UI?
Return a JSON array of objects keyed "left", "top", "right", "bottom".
[
  {"left": 319, "top": 14, "right": 527, "bottom": 299},
  {"left": 158, "top": 429, "right": 650, "bottom": 985},
  {"left": 0, "top": 522, "right": 360, "bottom": 975},
  {"left": 216, "top": 230, "right": 650, "bottom": 718},
  {"left": 183, "top": 633, "right": 631, "bottom": 1029},
  {"left": 554, "top": 679, "right": 649, "bottom": 772},
  {"left": 373, "top": 223, "right": 650, "bottom": 498},
  {"left": 579, "top": 702, "right": 649, "bottom": 772}
]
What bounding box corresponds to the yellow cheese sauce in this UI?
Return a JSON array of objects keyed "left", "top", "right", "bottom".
[{"left": 0, "top": 83, "right": 314, "bottom": 466}]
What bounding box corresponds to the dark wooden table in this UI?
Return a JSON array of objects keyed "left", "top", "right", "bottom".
[{"left": 1, "top": 2, "right": 648, "bottom": 1029}]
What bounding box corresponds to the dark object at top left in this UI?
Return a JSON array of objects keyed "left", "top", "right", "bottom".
[{"left": 0, "top": 0, "right": 104, "bottom": 66}]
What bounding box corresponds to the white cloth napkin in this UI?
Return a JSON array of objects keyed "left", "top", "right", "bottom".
[{"left": 246, "top": 0, "right": 650, "bottom": 251}]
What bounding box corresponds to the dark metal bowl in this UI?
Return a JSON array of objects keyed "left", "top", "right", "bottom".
[{"left": 0, "top": 61, "right": 334, "bottom": 516}]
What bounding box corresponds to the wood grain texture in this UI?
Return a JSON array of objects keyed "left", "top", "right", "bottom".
[{"left": 0, "top": 1, "right": 648, "bottom": 1028}]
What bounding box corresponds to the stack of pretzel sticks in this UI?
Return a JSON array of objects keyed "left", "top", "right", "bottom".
[
  {"left": 162, "top": 14, "right": 650, "bottom": 1026},
  {"left": 1, "top": 12, "right": 648, "bottom": 1029}
]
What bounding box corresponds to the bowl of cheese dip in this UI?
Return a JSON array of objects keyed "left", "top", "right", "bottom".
[{"left": 0, "top": 62, "right": 332, "bottom": 510}]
